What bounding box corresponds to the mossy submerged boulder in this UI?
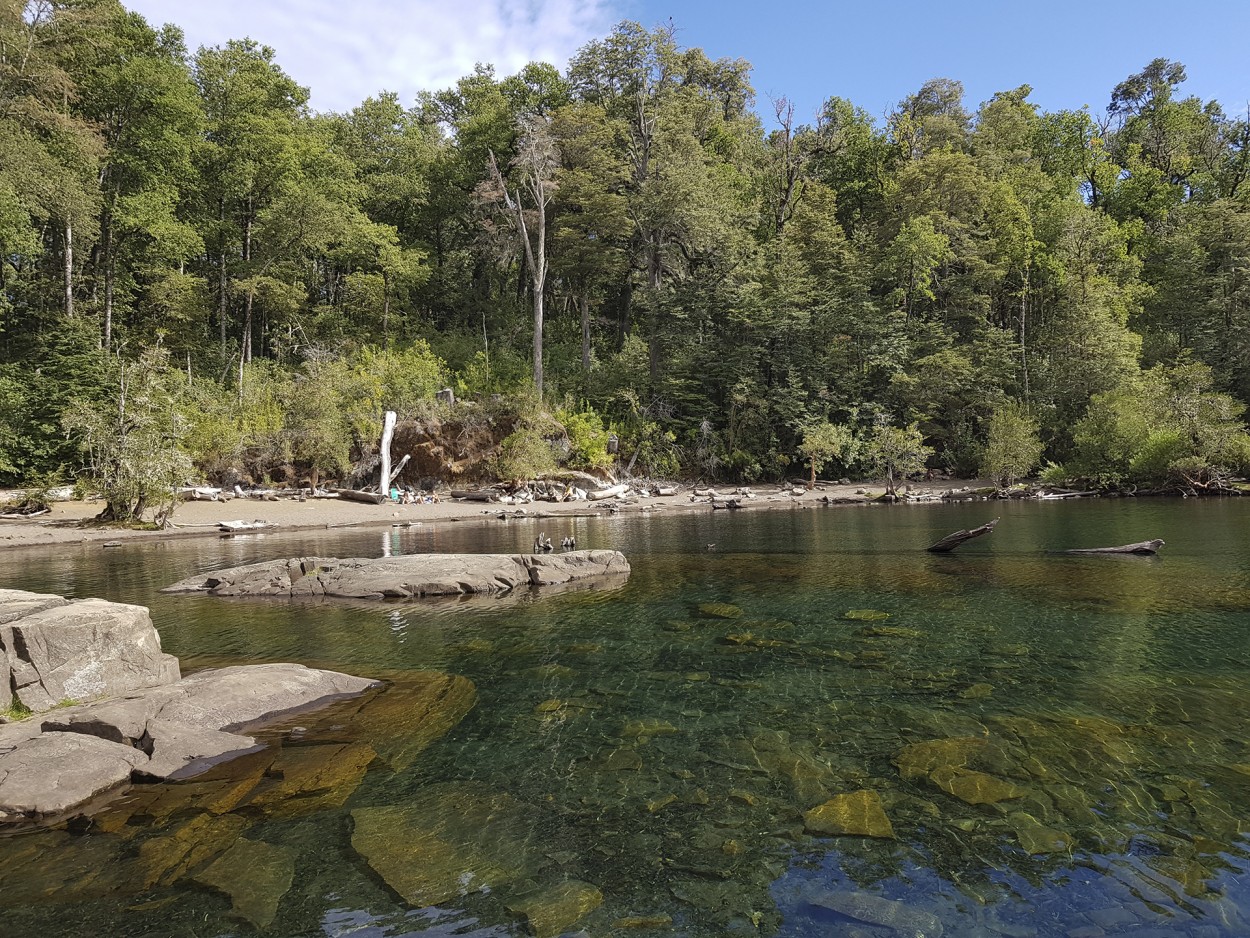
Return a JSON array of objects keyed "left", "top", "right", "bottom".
[
  {"left": 506, "top": 880, "right": 603, "bottom": 938},
  {"left": 893, "top": 737, "right": 988, "bottom": 780},
  {"left": 697, "top": 601, "right": 743, "bottom": 619},
  {"left": 192, "top": 837, "right": 296, "bottom": 929},
  {"left": 803, "top": 790, "right": 895, "bottom": 839},
  {"left": 844, "top": 609, "right": 890, "bottom": 621},
  {"left": 929, "top": 766, "right": 1027, "bottom": 805},
  {"left": 350, "top": 783, "right": 538, "bottom": 907}
]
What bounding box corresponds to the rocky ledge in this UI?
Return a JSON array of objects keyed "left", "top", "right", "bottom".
[
  {"left": 161, "top": 549, "right": 631, "bottom": 599},
  {"left": 0, "top": 589, "right": 377, "bottom": 822}
]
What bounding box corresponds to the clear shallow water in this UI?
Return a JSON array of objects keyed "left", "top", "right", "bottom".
[{"left": 2, "top": 498, "right": 1250, "bottom": 937}]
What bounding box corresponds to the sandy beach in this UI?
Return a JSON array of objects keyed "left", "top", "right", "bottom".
[{"left": 0, "top": 479, "right": 993, "bottom": 551}]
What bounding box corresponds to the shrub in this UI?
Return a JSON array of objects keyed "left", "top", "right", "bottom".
[
  {"left": 982, "top": 403, "right": 1044, "bottom": 487},
  {"left": 558, "top": 407, "right": 612, "bottom": 471},
  {"left": 63, "top": 347, "right": 194, "bottom": 525},
  {"left": 494, "top": 428, "right": 557, "bottom": 479}
]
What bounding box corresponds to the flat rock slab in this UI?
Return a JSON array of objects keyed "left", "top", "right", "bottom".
[
  {"left": 0, "top": 731, "right": 148, "bottom": 818},
  {"left": 161, "top": 550, "right": 631, "bottom": 600}
]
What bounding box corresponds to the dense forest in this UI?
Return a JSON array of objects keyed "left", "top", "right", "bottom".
[{"left": 2, "top": 1, "right": 1249, "bottom": 517}]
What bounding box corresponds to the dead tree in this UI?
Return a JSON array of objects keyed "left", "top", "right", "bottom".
[
  {"left": 1064, "top": 539, "right": 1164, "bottom": 556},
  {"left": 926, "top": 518, "right": 1000, "bottom": 552}
]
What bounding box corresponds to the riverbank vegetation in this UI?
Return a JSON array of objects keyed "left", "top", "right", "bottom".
[{"left": 2, "top": 4, "right": 1249, "bottom": 500}]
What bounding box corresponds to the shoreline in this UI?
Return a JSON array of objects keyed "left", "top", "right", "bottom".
[{"left": 0, "top": 480, "right": 995, "bottom": 552}]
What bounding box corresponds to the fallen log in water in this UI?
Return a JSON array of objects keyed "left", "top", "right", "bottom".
[
  {"left": 926, "top": 518, "right": 1000, "bottom": 553},
  {"left": 1064, "top": 538, "right": 1164, "bottom": 555}
]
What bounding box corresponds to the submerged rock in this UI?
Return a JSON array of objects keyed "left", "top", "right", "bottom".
[
  {"left": 507, "top": 880, "right": 603, "bottom": 938},
  {"left": 350, "top": 783, "right": 537, "bottom": 907},
  {"left": 137, "top": 812, "right": 249, "bottom": 888},
  {"left": 697, "top": 602, "right": 743, "bottom": 619},
  {"left": 803, "top": 790, "right": 895, "bottom": 839},
  {"left": 893, "top": 737, "right": 988, "bottom": 780},
  {"left": 161, "top": 550, "right": 631, "bottom": 600},
  {"left": 192, "top": 838, "right": 295, "bottom": 929},
  {"left": 241, "top": 741, "right": 376, "bottom": 818},
  {"left": 1008, "top": 812, "right": 1073, "bottom": 855},
  {"left": 804, "top": 889, "right": 944, "bottom": 937},
  {"left": 929, "top": 766, "right": 1027, "bottom": 805}
]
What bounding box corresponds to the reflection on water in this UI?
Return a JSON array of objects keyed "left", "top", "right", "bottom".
[{"left": 2, "top": 499, "right": 1250, "bottom": 936}]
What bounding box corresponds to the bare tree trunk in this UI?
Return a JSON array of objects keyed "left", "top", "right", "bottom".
[
  {"left": 242, "top": 212, "right": 253, "bottom": 364},
  {"left": 580, "top": 292, "right": 591, "bottom": 372},
  {"left": 533, "top": 281, "right": 544, "bottom": 396},
  {"left": 103, "top": 252, "right": 115, "bottom": 350},
  {"left": 63, "top": 220, "right": 74, "bottom": 318},
  {"left": 382, "top": 269, "right": 390, "bottom": 339},
  {"left": 1019, "top": 266, "right": 1029, "bottom": 399},
  {"left": 218, "top": 199, "right": 228, "bottom": 349},
  {"left": 648, "top": 232, "right": 662, "bottom": 388}
]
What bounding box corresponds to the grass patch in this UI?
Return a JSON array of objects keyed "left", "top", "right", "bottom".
[{"left": 2, "top": 700, "right": 33, "bottom": 722}]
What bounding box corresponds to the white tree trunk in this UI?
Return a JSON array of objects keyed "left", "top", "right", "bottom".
[{"left": 380, "top": 410, "right": 397, "bottom": 494}]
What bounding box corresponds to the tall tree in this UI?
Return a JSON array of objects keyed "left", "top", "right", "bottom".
[{"left": 484, "top": 114, "right": 558, "bottom": 396}]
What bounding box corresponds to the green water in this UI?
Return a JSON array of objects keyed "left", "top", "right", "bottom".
[{"left": 3, "top": 498, "right": 1250, "bottom": 937}]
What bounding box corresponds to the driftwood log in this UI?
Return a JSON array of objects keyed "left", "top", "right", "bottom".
[
  {"left": 451, "top": 489, "right": 497, "bottom": 502},
  {"left": 588, "top": 483, "right": 628, "bottom": 501},
  {"left": 926, "top": 518, "right": 1000, "bottom": 553},
  {"left": 335, "top": 488, "right": 387, "bottom": 505},
  {"left": 1063, "top": 539, "right": 1164, "bottom": 555}
]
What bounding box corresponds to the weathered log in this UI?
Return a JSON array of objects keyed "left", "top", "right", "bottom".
[
  {"left": 386, "top": 453, "right": 410, "bottom": 486},
  {"left": 926, "top": 518, "right": 1000, "bottom": 553},
  {"left": 450, "top": 489, "right": 498, "bottom": 502},
  {"left": 334, "top": 488, "right": 387, "bottom": 505},
  {"left": 1064, "top": 538, "right": 1164, "bottom": 555},
  {"left": 711, "top": 498, "right": 742, "bottom": 510},
  {"left": 177, "top": 486, "right": 221, "bottom": 501},
  {"left": 588, "top": 483, "right": 628, "bottom": 501},
  {"left": 218, "top": 520, "right": 274, "bottom": 532}
]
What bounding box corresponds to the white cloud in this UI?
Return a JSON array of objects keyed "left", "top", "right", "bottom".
[{"left": 124, "top": 0, "right": 621, "bottom": 112}]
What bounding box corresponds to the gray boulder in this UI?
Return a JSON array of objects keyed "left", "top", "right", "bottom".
[
  {"left": 0, "top": 589, "right": 385, "bottom": 823},
  {"left": 161, "top": 550, "right": 631, "bottom": 600},
  {"left": 0, "top": 589, "right": 179, "bottom": 713}
]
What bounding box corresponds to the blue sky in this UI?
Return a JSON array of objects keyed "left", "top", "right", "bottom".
[{"left": 124, "top": 1, "right": 1250, "bottom": 124}]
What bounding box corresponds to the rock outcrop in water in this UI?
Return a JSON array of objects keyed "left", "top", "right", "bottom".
[
  {"left": 0, "top": 589, "right": 180, "bottom": 712},
  {"left": 0, "top": 588, "right": 380, "bottom": 822},
  {"left": 160, "top": 549, "right": 630, "bottom": 599}
]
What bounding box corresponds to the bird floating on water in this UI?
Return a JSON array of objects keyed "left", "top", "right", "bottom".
[{"left": 562, "top": 536, "right": 575, "bottom": 549}]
